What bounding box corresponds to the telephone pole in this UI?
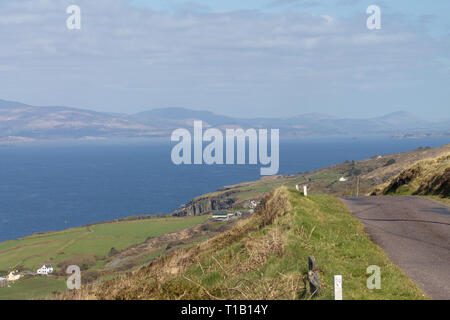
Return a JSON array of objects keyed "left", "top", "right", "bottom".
[{"left": 356, "top": 176, "right": 360, "bottom": 197}]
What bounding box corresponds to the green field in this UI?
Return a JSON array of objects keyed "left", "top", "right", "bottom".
[
  {"left": 0, "top": 215, "right": 208, "bottom": 272},
  {"left": 0, "top": 215, "right": 209, "bottom": 299},
  {"left": 0, "top": 277, "right": 66, "bottom": 300}
]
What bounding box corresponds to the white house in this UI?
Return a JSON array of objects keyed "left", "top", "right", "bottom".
[
  {"left": 339, "top": 176, "right": 348, "bottom": 182},
  {"left": 212, "top": 211, "right": 236, "bottom": 221},
  {"left": 37, "top": 265, "right": 53, "bottom": 275},
  {"left": 212, "top": 211, "right": 228, "bottom": 221},
  {"left": 7, "top": 271, "right": 21, "bottom": 282}
]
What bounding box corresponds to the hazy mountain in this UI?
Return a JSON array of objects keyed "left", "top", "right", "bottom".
[
  {"left": 0, "top": 99, "right": 448, "bottom": 142},
  {"left": 0, "top": 99, "right": 157, "bottom": 139},
  {"left": 131, "top": 107, "right": 239, "bottom": 128}
]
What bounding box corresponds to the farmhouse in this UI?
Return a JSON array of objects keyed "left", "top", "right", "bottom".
[
  {"left": 7, "top": 271, "right": 21, "bottom": 282},
  {"left": 212, "top": 211, "right": 233, "bottom": 221},
  {"left": 37, "top": 265, "right": 53, "bottom": 275}
]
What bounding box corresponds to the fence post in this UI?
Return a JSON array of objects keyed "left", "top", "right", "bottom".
[
  {"left": 308, "top": 256, "right": 320, "bottom": 297},
  {"left": 334, "top": 275, "right": 342, "bottom": 300}
]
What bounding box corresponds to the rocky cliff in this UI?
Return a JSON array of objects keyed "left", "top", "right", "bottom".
[{"left": 172, "top": 193, "right": 236, "bottom": 217}]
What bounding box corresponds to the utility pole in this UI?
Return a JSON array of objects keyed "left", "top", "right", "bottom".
[{"left": 356, "top": 176, "right": 360, "bottom": 197}]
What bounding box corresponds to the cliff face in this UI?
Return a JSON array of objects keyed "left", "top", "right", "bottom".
[{"left": 173, "top": 196, "right": 235, "bottom": 217}]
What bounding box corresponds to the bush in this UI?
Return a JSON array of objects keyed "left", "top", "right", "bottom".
[
  {"left": 82, "top": 270, "right": 101, "bottom": 284},
  {"left": 56, "top": 256, "right": 96, "bottom": 275},
  {"left": 108, "top": 247, "right": 120, "bottom": 257},
  {"left": 383, "top": 159, "right": 396, "bottom": 167}
]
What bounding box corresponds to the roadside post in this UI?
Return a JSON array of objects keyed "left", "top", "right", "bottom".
[
  {"left": 308, "top": 256, "right": 320, "bottom": 297},
  {"left": 334, "top": 275, "right": 342, "bottom": 300}
]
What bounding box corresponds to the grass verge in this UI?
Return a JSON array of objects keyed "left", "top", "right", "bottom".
[{"left": 62, "top": 188, "right": 426, "bottom": 300}]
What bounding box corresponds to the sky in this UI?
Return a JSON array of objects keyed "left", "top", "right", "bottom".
[{"left": 0, "top": 0, "right": 449, "bottom": 119}]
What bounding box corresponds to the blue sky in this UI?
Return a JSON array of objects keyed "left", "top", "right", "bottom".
[
  {"left": 0, "top": 0, "right": 449, "bottom": 119},
  {"left": 132, "top": 0, "right": 450, "bottom": 36}
]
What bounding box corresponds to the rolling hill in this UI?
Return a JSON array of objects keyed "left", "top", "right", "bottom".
[
  {"left": 0, "top": 98, "right": 449, "bottom": 142},
  {"left": 372, "top": 153, "right": 450, "bottom": 199},
  {"left": 60, "top": 188, "right": 426, "bottom": 300}
]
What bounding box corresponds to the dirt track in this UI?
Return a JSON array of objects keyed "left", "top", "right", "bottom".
[{"left": 342, "top": 196, "right": 450, "bottom": 300}]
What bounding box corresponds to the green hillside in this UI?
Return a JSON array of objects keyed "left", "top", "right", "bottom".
[
  {"left": 0, "top": 215, "right": 209, "bottom": 299},
  {"left": 373, "top": 153, "right": 450, "bottom": 201},
  {"left": 63, "top": 188, "right": 426, "bottom": 300}
]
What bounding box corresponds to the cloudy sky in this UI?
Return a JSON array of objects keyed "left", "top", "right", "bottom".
[{"left": 0, "top": 0, "right": 449, "bottom": 118}]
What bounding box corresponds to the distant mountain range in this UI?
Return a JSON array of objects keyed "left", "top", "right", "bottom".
[{"left": 0, "top": 99, "right": 448, "bottom": 142}]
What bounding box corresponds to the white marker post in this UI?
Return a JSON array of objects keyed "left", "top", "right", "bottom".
[
  {"left": 334, "top": 275, "right": 342, "bottom": 300},
  {"left": 295, "top": 184, "right": 299, "bottom": 191},
  {"left": 303, "top": 185, "right": 308, "bottom": 197}
]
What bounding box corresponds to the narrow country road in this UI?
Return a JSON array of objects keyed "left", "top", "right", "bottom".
[{"left": 341, "top": 196, "right": 450, "bottom": 300}]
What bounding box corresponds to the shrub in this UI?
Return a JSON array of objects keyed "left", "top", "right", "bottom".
[{"left": 383, "top": 159, "right": 396, "bottom": 167}]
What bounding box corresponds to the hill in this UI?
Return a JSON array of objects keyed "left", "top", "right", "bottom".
[
  {"left": 1, "top": 98, "right": 449, "bottom": 142},
  {"left": 0, "top": 215, "right": 212, "bottom": 299},
  {"left": 61, "top": 188, "right": 426, "bottom": 300},
  {"left": 372, "top": 153, "right": 450, "bottom": 200},
  {"left": 2, "top": 144, "right": 449, "bottom": 299},
  {"left": 0, "top": 99, "right": 159, "bottom": 141},
  {"left": 173, "top": 144, "right": 450, "bottom": 217}
]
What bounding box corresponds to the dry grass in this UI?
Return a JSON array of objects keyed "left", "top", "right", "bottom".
[
  {"left": 58, "top": 187, "right": 292, "bottom": 300},
  {"left": 57, "top": 187, "right": 425, "bottom": 300},
  {"left": 372, "top": 153, "right": 450, "bottom": 198}
]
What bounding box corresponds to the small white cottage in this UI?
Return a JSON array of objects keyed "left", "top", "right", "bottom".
[
  {"left": 249, "top": 200, "right": 258, "bottom": 209},
  {"left": 7, "top": 271, "right": 21, "bottom": 282},
  {"left": 339, "top": 176, "right": 348, "bottom": 182},
  {"left": 212, "top": 211, "right": 228, "bottom": 221},
  {"left": 37, "top": 265, "right": 53, "bottom": 275}
]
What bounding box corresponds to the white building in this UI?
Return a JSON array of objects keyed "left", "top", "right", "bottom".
[
  {"left": 7, "top": 271, "right": 21, "bottom": 282},
  {"left": 37, "top": 265, "right": 53, "bottom": 275},
  {"left": 249, "top": 200, "right": 258, "bottom": 209},
  {"left": 212, "top": 211, "right": 236, "bottom": 221},
  {"left": 212, "top": 211, "right": 228, "bottom": 221},
  {"left": 339, "top": 176, "right": 348, "bottom": 182}
]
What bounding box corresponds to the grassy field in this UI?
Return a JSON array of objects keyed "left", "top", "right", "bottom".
[
  {"left": 0, "top": 215, "right": 208, "bottom": 272},
  {"left": 0, "top": 277, "right": 66, "bottom": 300},
  {"left": 67, "top": 188, "right": 426, "bottom": 300},
  {"left": 0, "top": 215, "right": 209, "bottom": 299}
]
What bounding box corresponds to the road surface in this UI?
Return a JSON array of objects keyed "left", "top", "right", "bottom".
[{"left": 342, "top": 196, "right": 450, "bottom": 300}]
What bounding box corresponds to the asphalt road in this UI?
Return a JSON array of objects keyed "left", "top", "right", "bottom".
[{"left": 342, "top": 196, "right": 450, "bottom": 300}]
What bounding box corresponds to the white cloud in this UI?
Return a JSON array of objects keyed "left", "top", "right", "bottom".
[{"left": 0, "top": 0, "right": 448, "bottom": 117}]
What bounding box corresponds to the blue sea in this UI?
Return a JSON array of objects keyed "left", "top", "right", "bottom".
[{"left": 0, "top": 136, "right": 448, "bottom": 242}]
